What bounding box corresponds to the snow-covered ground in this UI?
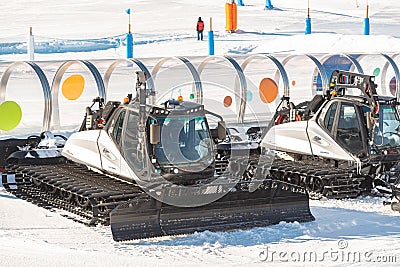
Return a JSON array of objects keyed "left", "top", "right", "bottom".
[
  {"left": 1, "top": 0, "right": 400, "bottom": 60},
  {"left": 1, "top": 0, "right": 400, "bottom": 266},
  {"left": 1, "top": 183, "right": 399, "bottom": 267}
]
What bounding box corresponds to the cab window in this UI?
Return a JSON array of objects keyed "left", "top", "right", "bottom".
[
  {"left": 122, "top": 110, "right": 143, "bottom": 171},
  {"left": 112, "top": 111, "right": 126, "bottom": 144},
  {"left": 336, "top": 103, "right": 363, "bottom": 154},
  {"left": 323, "top": 102, "right": 337, "bottom": 132}
]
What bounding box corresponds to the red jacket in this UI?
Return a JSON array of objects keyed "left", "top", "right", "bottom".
[{"left": 197, "top": 21, "right": 204, "bottom": 31}]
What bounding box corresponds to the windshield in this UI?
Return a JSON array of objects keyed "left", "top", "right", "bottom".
[
  {"left": 152, "top": 116, "right": 214, "bottom": 166},
  {"left": 368, "top": 106, "right": 400, "bottom": 147}
]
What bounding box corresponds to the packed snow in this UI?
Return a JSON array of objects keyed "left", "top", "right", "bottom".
[
  {"left": 1, "top": 0, "right": 400, "bottom": 266},
  {"left": 1, "top": 182, "right": 399, "bottom": 267},
  {"left": 1, "top": 0, "right": 400, "bottom": 60}
]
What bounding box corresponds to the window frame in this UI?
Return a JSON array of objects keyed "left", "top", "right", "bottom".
[
  {"left": 107, "top": 108, "right": 126, "bottom": 147},
  {"left": 318, "top": 100, "right": 368, "bottom": 156}
]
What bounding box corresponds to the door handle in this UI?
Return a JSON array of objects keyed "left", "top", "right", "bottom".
[
  {"left": 311, "top": 135, "right": 329, "bottom": 147},
  {"left": 313, "top": 136, "right": 321, "bottom": 142},
  {"left": 102, "top": 147, "right": 116, "bottom": 161}
]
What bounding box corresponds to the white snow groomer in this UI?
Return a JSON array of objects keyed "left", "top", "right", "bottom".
[
  {"left": 1, "top": 71, "right": 314, "bottom": 241},
  {"left": 262, "top": 70, "right": 400, "bottom": 199}
]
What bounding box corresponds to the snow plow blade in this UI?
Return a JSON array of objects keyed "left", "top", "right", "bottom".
[{"left": 110, "top": 180, "right": 314, "bottom": 241}]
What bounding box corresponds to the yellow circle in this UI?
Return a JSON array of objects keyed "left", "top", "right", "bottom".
[
  {"left": 62, "top": 74, "right": 85, "bottom": 100},
  {"left": 259, "top": 78, "right": 278, "bottom": 103}
]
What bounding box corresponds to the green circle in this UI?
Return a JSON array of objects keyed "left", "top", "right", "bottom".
[
  {"left": 189, "top": 93, "right": 195, "bottom": 100},
  {"left": 0, "top": 101, "right": 22, "bottom": 131},
  {"left": 373, "top": 68, "right": 380, "bottom": 77}
]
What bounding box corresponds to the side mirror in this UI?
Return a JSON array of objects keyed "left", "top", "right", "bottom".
[
  {"left": 150, "top": 124, "right": 160, "bottom": 144},
  {"left": 217, "top": 121, "right": 227, "bottom": 140}
]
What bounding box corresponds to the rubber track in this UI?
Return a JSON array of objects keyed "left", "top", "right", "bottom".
[
  {"left": 215, "top": 157, "right": 365, "bottom": 199},
  {"left": 2, "top": 162, "right": 144, "bottom": 225},
  {"left": 2, "top": 161, "right": 315, "bottom": 241},
  {"left": 269, "top": 160, "right": 365, "bottom": 199}
]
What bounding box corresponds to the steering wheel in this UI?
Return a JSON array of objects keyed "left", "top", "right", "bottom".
[
  {"left": 383, "top": 132, "right": 400, "bottom": 139},
  {"left": 26, "top": 135, "right": 41, "bottom": 148},
  {"left": 198, "top": 139, "right": 213, "bottom": 150},
  {"left": 54, "top": 134, "right": 68, "bottom": 141},
  {"left": 337, "top": 128, "right": 359, "bottom": 139}
]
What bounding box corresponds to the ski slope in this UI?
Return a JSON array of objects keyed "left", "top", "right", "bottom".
[
  {"left": 0, "top": 0, "right": 400, "bottom": 60},
  {"left": 1, "top": 0, "right": 400, "bottom": 266}
]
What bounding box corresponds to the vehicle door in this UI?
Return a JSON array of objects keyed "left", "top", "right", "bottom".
[
  {"left": 98, "top": 108, "right": 126, "bottom": 174},
  {"left": 333, "top": 102, "right": 367, "bottom": 157}
]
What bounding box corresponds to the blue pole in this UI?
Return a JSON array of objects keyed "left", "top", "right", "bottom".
[
  {"left": 125, "top": 8, "right": 133, "bottom": 58},
  {"left": 265, "top": 0, "right": 273, "bottom": 9},
  {"left": 208, "top": 31, "right": 214, "bottom": 55},
  {"left": 363, "top": 18, "right": 370, "bottom": 35},
  {"left": 305, "top": 18, "right": 311, "bottom": 34},
  {"left": 126, "top": 32, "right": 133, "bottom": 58},
  {"left": 363, "top": 5, "right": 370, "bottom": 35},
  {"left": 237, "top": 0, "right": 244, "bottom": 6}
]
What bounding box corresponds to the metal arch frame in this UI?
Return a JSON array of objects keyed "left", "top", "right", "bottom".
[
  {"left": 197, "top": 55, "right": 247, "bottom": 123},
  {"left": 317, "top": 53, "right": 364, "bottom": 74},
  {"left": 103, "top": 58, "right": 155, "bottom": 97},
  {"left": 275, "top": 54, "right": 329, "bottom": 96},
  {"left": 0, "top": 53, "right": 398, "bottom": 133},
  {"left": 352, "top": 54, "right": 400, "bottom": 96},
  {"left": 50, "top": 60, "right": 106, "bottom": 130},
  {"left": 379, "top": 53, "right": 400, "bottom": 100},
  {"left": 316, "top": 53, "right": 364, "bottom": 77},
  {"left": 151, "top": 56, "right": 202, "bottom": 104},
  {"left": 313, "top": 54, "right": 364, "bottom": 96},
  {"left": 241, "top": 54, "right": 290, "bottom": 96},
  {"left": 240, "top": 54, "right": 290, "bottom": 109},
  {"left": 0, "top": 61, "right": 52, "bottom": 132}
]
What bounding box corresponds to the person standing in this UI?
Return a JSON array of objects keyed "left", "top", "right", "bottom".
[{"left": 196, "top": 17, "right": 204, "bottom": 41}]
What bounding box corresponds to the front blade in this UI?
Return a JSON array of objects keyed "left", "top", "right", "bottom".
[{"left": 110, "top": 180, "right": 314, "bottom": 241}]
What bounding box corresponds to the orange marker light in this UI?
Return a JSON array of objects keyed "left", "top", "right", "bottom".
[
  {"left": 373, "top": 102, "right": 380, "bottom": 114},
  {"left": 331, "top": 91, "right": 338, "bottom": 97},
  {"left": 124, "top": 97, "right": 130, "bottom": 104},
  {"left": 177, "top": 95, "right": 183, "bottom": 101}
]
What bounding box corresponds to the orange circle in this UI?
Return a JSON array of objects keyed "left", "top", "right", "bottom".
[
  {"left": 62, "top": 74, "right": 85, "bottom": 100},
  {"left": 223, "top": 96, "right": 232, "bottom": 107},
  {"left": 292, "top": 80, "right": 296, "bottom": 86},
  {"left": 259, "top": 78, "right": 278, "bottom": 103}
]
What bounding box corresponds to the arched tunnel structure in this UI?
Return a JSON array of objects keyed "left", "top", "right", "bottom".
[{"left": 0, "top": 53, "right": 399, "bottom": 135}]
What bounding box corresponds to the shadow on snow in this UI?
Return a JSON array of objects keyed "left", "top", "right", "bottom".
[{"left": 133, "top": 206, "right": 400, "bottom": 247}]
